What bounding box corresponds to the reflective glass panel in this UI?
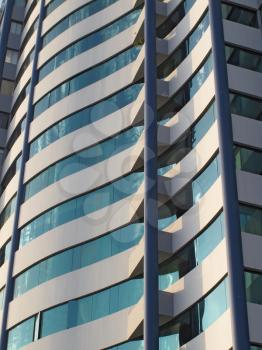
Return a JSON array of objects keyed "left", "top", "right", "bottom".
[
  {"left": 240, "top": 205, "right": 262, "bottom": 236},
  {"left": 34, "top": 46, "right": 141, "bottom": 117}
]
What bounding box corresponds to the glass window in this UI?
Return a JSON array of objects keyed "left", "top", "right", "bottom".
[
  {"left": 0, "top": 287, "right": 5, "bottom": 310},
  {"left": 29, "top": 83, "right": 143, "bottom": 157},
  {"left": 0, "top": 195, "right": 17, "bottom": 230},
  {"left": 157, "top": 0, "right": 196, "bottom": 38},
  {"left": 158, "top": 103, "right": 216, "bottom": 175},
  {"left": 240, "top": 205, "right": 262, "bottom": 236},
  {"left": 0, "top": 80, "right": 15, "bottom": 95},
  {"left": 39, "top": 8, "right": 141, "bottom": 80},
  {"left": 245, "top": 271, "right": 262, "bottom": 305},
  {"left": 222, "top": 3, "right": 259, "bottom": 28},
  {"left": 158, "top": 11, "right": 209, "bottom": 78},
  {"left": 158, "top": 154, "right": 220, "bottom": 233},
  {"left": 20, "top": 172, "right": 143, "bottom": 247},
  {"left": 40, "top": 303, "right": 69, "bottom": 338},
  {"left": 15, "top": 221, "right": 144, "bottom": 298},
  {"left": 7, "top": 317, "right": 35, "bottom": 350},
  {"left": 225, "top": 45, "right": 262, "bottom": 73},
  {"left": 158, "top": 53, "right": 213, "bottom": 124},
  {"left": 10, "top": 21, "right": 22, "bottom": 35},
  {"left": 34, "top": 46, "right": 141, "bottom": 118},
  {"left": 39, "top": 278, "right": 143, "bottom": 339},
  {"left": 46, "top": 0, "right": 65, "bottom": 16},
  {"left": 159, "top": 213, "right": 224, "bottom": 290},
  {"left": 43, "top": 0, "right": 118, "bottom": 47},
  {"left": 5, "top": 49, "right": 19, "bottom": 64},
  {"left": 159, "top": 279, "right": 228, "bottom": 348},
  {"left": 0, "top": 239, "right": 11, "bottom": 267},
  {"left": 235, "top": 146, "right": 262, "bottom": 175},
  {"left": 230, "top": 93, "right": 262, "bottom": 121},
  {"left": 192, "top": 156, "right": 220, "bottom": 204}
]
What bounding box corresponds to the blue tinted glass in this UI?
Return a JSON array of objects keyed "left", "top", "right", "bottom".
[
  {"left": 158, "top": 53, "right": 213, "bottom": 123},
  {"left": 43, "top": 0, "right": 119, "bottom": 46},
  {"left": 40, "top": 9, "right": 141, "bottom": 80},
  {"left": 158, "top": 11, "right": 209, "bottom": 78},
  {"left": 239, "top": 205, "right": 262, "bottom": 236},
  {"left": 110, "top": 340, "right": 144, "bottom": 350},
  {"left": 30, "top": 84, "right": 142, "bottom": 157},
  {"left": 195, "top": 213, "right": 224, "bottom": 263},
  {"left": 25, "top": 126, "right": 143, "bottom": 200},
  {"left": 192, "top": 104, "right": 215, "bottom": 147},
  {"left": 192, "top": 156, "right": 220, "bottom": 204},
  {"left": 245, "top": 271, "right": 262, "bottom": 305},
  {"left": 39, "top": 278, "right": 143, "bottom": 339},
  {"left": 34, "top": 46, "right": 141, "bottom": 118},
  {"left": 7, "top": 317, "right": 35, "bottom": 350},
  {"left": 0, "top": 288, "right": 5, "bottom": 310},
  {"left": 20, "top": 172, "right": 143, "bottom": 247},
  {"left": 159, "top": 213, "right": 224, "bottom": 290},
  {"left": 200, "top": 279, "right": 228, "bottom": 330},
  {"left": 15, "top": 223, "right": 143, "bottom": 298},
  {"left": 0, "top": 195, "right": 17, "bottom": 229},
  {"left": 40, "top": 303, "right": 69, "bottom": 337}
]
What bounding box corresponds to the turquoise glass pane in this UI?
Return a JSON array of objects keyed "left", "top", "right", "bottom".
[
  {"left": 110, "top": 340, "right": 144, "bottom": 350},
  {"left": 192, "top": 104, "right": 215, "bottom": 147},
  {"left": 222, "top": 3, "right": 258, "bottom": 28},
  {"left": 76, "top": 297, "right": 92, "bottom": 325},
  {"left": 234, "top": 146, "right": 262, "bottom": 175},
  {"left": 159, "top": 213, "right": 224, "bottom": 290},
  {"left": 195, "top": 213, "right": 224, "bottom": 263},
  {"left": 158, "top": 102, "right": 215, "bottom": 173},
  {"left": 14, "top": 223, "right": 143, "bottom": 298},
  {"left": 30, "top": 83, "right": 143, "bottom": 157},
  {"left": 239, "top": 205, "right": 262, "bottom": 236},
  {"left": 25, "top": 126, "right": 143, "bottom": 200},
  {"left": 46, "top": 0, "right": 64, "bottom": 16},
  {"left": 159, "top": 334, "right": 180, "bottom": 350},
  {"left": 0, "top": 288, "right": 5, "bottom": 310},
  {"left": 245, "top": 271, "right": 262, "bottom": 305},
  {"left": 34, "top": 46, "right": 141, "bottom": 117},
  {"left": 199, "top": 279, "right": 228, "bottom": 330},
  {"left": 230, "top": 93, "right": 262, "bottom": 121},
  {"left": 7, "top": 317, "right": 35, "bottom": 350},
  {"left": 43, "top": 0, "right": 119, "bottom": 46},
  {"left": 159, "top": 278, "right": 228, "bottom": 347},
  {"left": 192, "top": 156, "right": 220, "bottom": 204},
  {"left": 158, "top": 53, "right": 213, "bottom": 123},
  {"left": 0, "top": 195, "right": 17, "bottom": 229},
  {"left": 40, "top": 303, "right": 69, "bottom": 338},
  {"left": 225, "top": 45, "right": 262, "bottom": 73},
  {"left": 40, "top": 9, "right": 141, "bottom": 80},
  {"left": 157, "top": 0, "right": 196, "bottom": 38},
  {"left": 158, "top": 11, "right": 209, "bottom": 78},
  {"left": 39, "top": 278, "right": 143, "bottom": 340}
]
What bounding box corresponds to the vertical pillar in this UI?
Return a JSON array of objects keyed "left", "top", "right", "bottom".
[
  {"left": 0, "top": 0, "right": 15, "bottom": 80},
  {"left": 144, "top": 1, "right": 159, "bottom": 350},
  {"left": 0, "top": 1, "right": 45, "bottom": 348},
  {"left": 208, "top": 2, "right": 249, "bottom": 350}
]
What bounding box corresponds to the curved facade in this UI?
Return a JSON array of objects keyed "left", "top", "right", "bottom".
[{"left": 0, "top": 0, "right": 261, "bottom": 349}]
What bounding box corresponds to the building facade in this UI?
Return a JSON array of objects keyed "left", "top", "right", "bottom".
[{"left": 0, "top": 0, "right": 261, "bottom": 349}]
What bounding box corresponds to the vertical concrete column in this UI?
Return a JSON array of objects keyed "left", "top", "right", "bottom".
[
  {"left": 0, "top": 1, "right": 46, "bottom": 348},
  {"left": 0, "top": 0, "right": 15, "bottom": 80},
  {"left": 208, "top": 1, "right": 249, "bottom": 350},
  {"left": 144, "top": 0, "right": 159, "bottom": 349}
]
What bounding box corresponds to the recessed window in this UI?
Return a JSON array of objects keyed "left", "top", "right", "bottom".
[
  {"left": 5, "top": 49, "right": 19, "bottom": 64},
  {"left": 0, "top": 80, "right": 15, "bottom": 96},
  {"left": 10, "top": 21, "right": 22, "bottom": 35}
]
